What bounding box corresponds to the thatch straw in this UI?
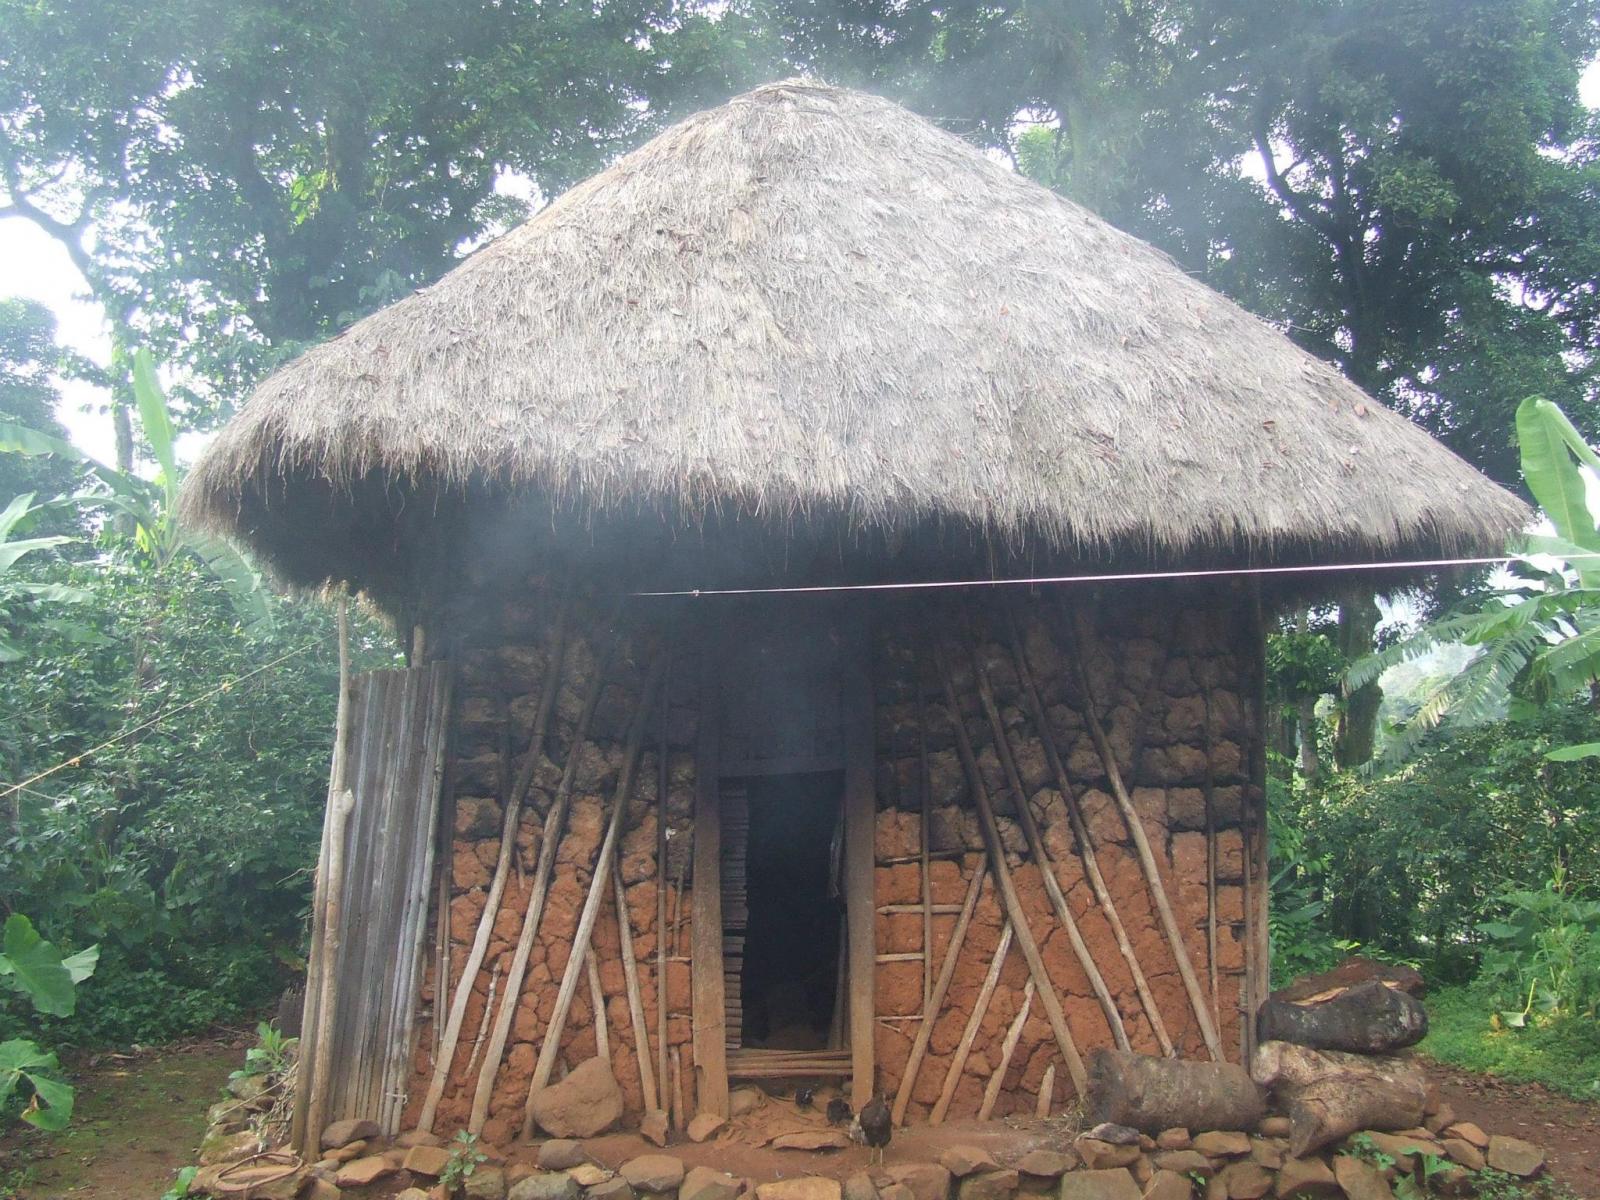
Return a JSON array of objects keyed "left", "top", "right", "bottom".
[{"left": 181, "top": 79, "right": 1526, "bottom": 577}]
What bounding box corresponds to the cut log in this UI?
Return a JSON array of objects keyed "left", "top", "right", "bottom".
[
  {"left": 1257, "top": 977, "right": 1428, "bottom": 1054},
  {"left": 1089, "top": 1048, "right": 1266, "bottom": 1134},
  {"left": 1274, "top": 958, "right": 1427, "bottom": 1001},
  {"left": 1251, "top": 1040, "right": 1429, "bottom": 1157}
]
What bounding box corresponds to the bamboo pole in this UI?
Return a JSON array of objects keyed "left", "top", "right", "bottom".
[
  {"left": 292, "top": 594, "right": 351, "bottom": 1158},
  {"left": 614, "top": 855, "right": 659, "bottom": 1112},
  {"left": 930, "top": 922, "right": 1013, "bottom": 1124},
  {"left": 522, "top": 651, "right": 669, "bottom": 1135},
  {"left": 587, "top": 950, "right": 610, "bottom": 1062},
  {"left": 932, "top": 637, "right": 1089, "bottom": 1097},
  {"left": 916, "top": 688, "right": 933, "bottom": 1014},
  {"left": 466, "top": 963, "right": 503, "bottom": 1076},
  {"left": 303, "top": 787, "right": 355, "bottom": 1157},
  {"left": 1067, "top": 607, "right": 1224, "bottom": 1061},
  {"left": 463, "top": 621, "right": 613, "bottom": 1132},
  {"left": 891, "top": 864, "right": 986, "bottom": 1126},
  {"left": 1036, "top": 1065, "right": 1055, "bottom": 1119},
  {"left": 422, "top": 601, "right": 574, "bottom": 1132},
  {"left": 655, "top": 655, "right": 671, "bottom": 1115},
  {"left": 979, "top": 978, "right": 1034, "bottom": 1120},
  {"left": 966, "top": 634, "right": 1128, "bottom": 1050},
  {"left": 1003, "top": 604, "right": 1175, "bottom": 1057},
  {"left": 1202, "top": 682, "right": 1221, "bottom": 1031}
]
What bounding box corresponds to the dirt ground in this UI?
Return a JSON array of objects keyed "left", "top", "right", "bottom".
[
  {"left": 5, "top": 1040, "right": 1599, "bottom": 1200},
  {"left": 0, "top": 1033, "right": 245, "bottom": 1199},
  {"left": 1428, "top": 1059, "right": 1600, "bottom": 1199}
]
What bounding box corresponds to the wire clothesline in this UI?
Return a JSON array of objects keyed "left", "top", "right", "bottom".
[
  {"left": 631, "top": 551, "right": 1567, "bottom": 598},
  {"left": 0, "top": 642, "right": 319, "bottom": 804}
]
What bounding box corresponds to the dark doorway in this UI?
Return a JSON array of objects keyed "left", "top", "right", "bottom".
[{"left": 736, "top": 771, "right": 843, "bottom": 1049}]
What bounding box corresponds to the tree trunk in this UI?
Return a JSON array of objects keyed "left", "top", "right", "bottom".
[
  {"left": 1296, "top": 695, "right": 1320, "bottom": 778},
  {"left": 1089, "top": 1049, "right": 1267, "bottom": 1134},
  {"left": 1251, "top": 1041, "right": 1428, "bottom": 1156},
  {"left": 1334, "top": 589, "right": 1382, "bottom": 769},
  {"left": 1258, "top": 978, "right": 1427, "bottom": 1054}
]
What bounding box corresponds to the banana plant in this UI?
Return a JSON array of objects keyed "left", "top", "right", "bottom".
[
  {"left": 1348, "top": 396, "right": 1600, "bottom": 763},
  {"left": 0, "top": 492, "right": 90, "bottom": 663},
  {"left": 0, "top": 349, "right": 273, "bottom": 635}
]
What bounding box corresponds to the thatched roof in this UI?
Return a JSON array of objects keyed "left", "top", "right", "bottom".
[{"left": 182, "top": 79, "right": 1526, "bottom": 584}]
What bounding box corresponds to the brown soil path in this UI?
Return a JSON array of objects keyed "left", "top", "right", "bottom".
[
  {"left": 0, "top": 1034, "right": 243, "bottom": 1199},
  {"left": 1428, "top": 1059, "right": 1600, "bottom": 1199}
]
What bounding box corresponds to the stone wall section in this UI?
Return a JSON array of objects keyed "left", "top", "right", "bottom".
[{"left": 869, "top": 592, "right": 1261, "bottom": 1122}]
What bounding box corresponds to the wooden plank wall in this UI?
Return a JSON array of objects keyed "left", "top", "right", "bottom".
[{"left": 300, "top": 662, "right": 454, "bottom": 1136}]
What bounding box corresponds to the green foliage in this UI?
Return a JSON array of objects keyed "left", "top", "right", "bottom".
[
  {"left": 1478, "top": 866, "right": 1600, "bottom": 1024},
  {"left": 441, "top": 1131, "right": 488, "bottom": 1195},
  {"left": 1277, "top": 703, "right": 1600, "bottom": 978},
  {"left": 230, "top": 1021, "right": 295, "bottom": 1084},
  {"left": 159, "top": 1166, "right": 199, "bottom": 1200},
  {"left": 1422, "top": 984, "right": 1600, "bottom": 1101},
  {"left": 1266, "top": 774, "right": 1359, "bottom": 986},
  {"left": 0, "top": 548, "right": 395, "bottom": 1047},
  {"left": 0, "top": 914, "right": 96, "bottom": 1132}
]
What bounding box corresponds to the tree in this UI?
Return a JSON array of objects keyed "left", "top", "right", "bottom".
[
  {"left": 0, "top": 0, "right": 754, "bottom": 439},
  {"left": 0, "top": 301, "right": 79, "bottom": 516}
]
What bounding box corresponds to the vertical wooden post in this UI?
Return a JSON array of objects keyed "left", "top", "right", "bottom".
[
  {"left": 691, "top": 636, "right": 729, "bottom": 1118},
  {"left": 843, "top": 608, "right": 877, "bottom": 1109},
  {"left": 1244, "top": 582, "right": 1272, "bottom": 1061}
]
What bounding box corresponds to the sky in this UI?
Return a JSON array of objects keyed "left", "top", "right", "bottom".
[{"left": 2, "top": 62, "right": 1598, "bottom": 470}]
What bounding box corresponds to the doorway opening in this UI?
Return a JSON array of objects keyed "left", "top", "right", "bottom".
[{"left": 732, "top": 771, "right": 843, "bottom": 1050}]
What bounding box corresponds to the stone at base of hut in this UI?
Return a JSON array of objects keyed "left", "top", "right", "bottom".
[
  {"left": 1193, "top": 1132, "right": 1251, "bottom": 1158},
  {"left": 336, "top": 1155, "right": 398, "bottom": 1188},
  {"left": 1077, "top": 1140, "right": 1142, "bottom": 1171},
  {"left": 1272, "top": 1157, "right": 1338, "bottom": 1198},
  {"left": 942, "top": 1146, "right": 1000, "bottom": 1178},
  {"left": 773, "top": 1130, "right": 851, "bottom": 1151},
  {"left": 731, "top": 1088, "right": 765, "bottom": 1117},
  {"left": 305, "top": 1178, "right": 343, "bottom": 1200},
  {"left": 1155, "top": 1130, "right": 1191, "bottom": 1151},
  {"left": 1443, "top": 1122, "right": 1487, "bottom": 1150},
  {"left": 844, "top": 1171, "right": 879, "bottom": 1200},
  {"left": 640, "top": 1109, "right": 670, "bottom": 1147},
  {"left": 689, "top": 1113, "right": 728, "bottom": 1143},
  {"left": 321, "top": 1118, "right": 381, "bottom": 1150},
  {"left": 1143, "top": 1169, "right": 1193, "bottom": 1200},
  {"left": 1257, "top": 1119, "right": 1291, "bottom": 1139},
  {"left": 1057, "top": 1168, "right": 1142, "bottom": 1200},
  {"left": 682, "top": 1164, "right": 742, "bottom": 1200},
  {"left": 395, "top": 1189, "right": 431, "bottom": 1200},
  {"left": 509, "top": 1173, "right": 582, "bottom": 1200},
  {"left": 958, "top": 1170, "right": 1020, "bottom": 1200},
  {"left": 1151, "top": 1151, "right": 1213, "bottom": 1178},
  {"left": 538, "top": 1140, "right": 590, "bottom": 1170},
  {"left": 884, "top": 1162, "right": 953, "bottom": 1200},
  {"left": 398, "top": 1129, "right": 446, "bottom": 1148},
  {"left": 464, "top": 1165, "right": 508, "bottom": 1199},
  {"left": 1016, "top": 1151, "right": 1075, "bottom": 1180},
  {"left": 620, "top": 1154, "right": 687, "bottom": 1193},
  {"left": 405, "top": 1145, "right": 452, "bottom": 1177},
  {"left": 1331, "top": 1155, "right": 1393, "bottom": 1200},
  {"left": 529, "top": 1057, "right": 625, "bottom": 1138},
  {"left": 191, "top": 1160, "right": 307, "bottom": 1200},
  {"left": 198, "top": 1129, "right": 260, "bottom": 1166},
  {"left": 1216, "top": 1161, "right": 1275, "bottom": 1200},
  {"left": 757, "top": 1180, "right": 843, "bottom": 1200},
  {"left": 590, "top": 1177, "right": 637, "bottom": 1200},
  {"left": 570, "top": 1164, "right": 615, "bottom": 1187},
  {"left": 1486, "top": 1136, "right": 1546, "bottom": 1178}
]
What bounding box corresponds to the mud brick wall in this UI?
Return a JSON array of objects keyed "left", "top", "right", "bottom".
[
  {"left": 403, "top": 587, "right": 699, "bottom": 1147},
  {"left": 868, "top": 591, "right": 1262, "bottom": 1123}
]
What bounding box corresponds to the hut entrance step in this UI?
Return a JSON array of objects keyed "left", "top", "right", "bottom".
[
  {"left": 726, "top": 1048, "right": 852, "bottom": 1079},
  {"left": 722, "top": 770, "right": 845, "bottom": 1054}
]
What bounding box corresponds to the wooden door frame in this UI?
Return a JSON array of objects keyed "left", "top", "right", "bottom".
[{"left": 689, "top": 603, "right": 877, "bottom": 1115}]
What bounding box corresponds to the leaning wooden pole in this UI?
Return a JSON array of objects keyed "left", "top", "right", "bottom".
[
  {"left": 614, "top": 851, "right": 659, "bottom": 1112},
  {"left": 421, "top": 600, "right": 573, "bottom": 1132},
  {"left": 891, "top": 863, "right": 987, "bottom": 1125},
  {"left": 932, "top": 636, "right": 1089, "bottom": 1097},
  {"left": 1002, "top": 605, "right": 1175, "bottom": 1057},
  {"left": 979, "top": 978, "right": 1035, "bottom": 1120},
  {"left": 966, "top": 634, "right": 1128, "bottom": 1050},
  {"left": 293, "top": 593, "right": 351, "bottom": 1158},
  {"left": 303, "top": 787, "right": 354, "bottom": 1157},
  {"left": 523, "top": 651, "right": 669, "bottom": 1135},
  {"left": 1067, "top": 607, "right": 1224, "bottom": 1061},
  {"left": 462, "top": 618, "right": 612, "bottom": 1132},
  {"left": 930, "top": 921, "right": 1013, "bottom": 1124}
]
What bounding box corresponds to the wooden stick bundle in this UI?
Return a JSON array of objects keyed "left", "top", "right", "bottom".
[
  {"left": 930, "top": 921, "right": 1014, "bottom": 1123},
  {"left": 890, "top": 864, "right": 987, "bottom": 1125},
  {"left": 521, "top": 650, "right": 669, "bottom": 1135},
  {"left": 932, "top": 636, "right": 1089, "bottom": 1097},
  {"left": 1068, "top": 607, "right": 1224, "bottom": 1061},
  {"left": 966, "top": 633, "right": 1128, "bottom": 1050},
  {"left": 1003, "top": 605, "right": 1175, "bottom": 1057},
  {"left": 979, "top": 977, "right": 1035, "bottom": 1120},
  {"left": 421, "top": 602, "right": 575, "bottom": 1132}
]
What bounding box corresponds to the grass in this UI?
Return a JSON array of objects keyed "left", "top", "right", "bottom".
[{"left": 1420, "top": 984, "right": 1600, "bottom": 1102}]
